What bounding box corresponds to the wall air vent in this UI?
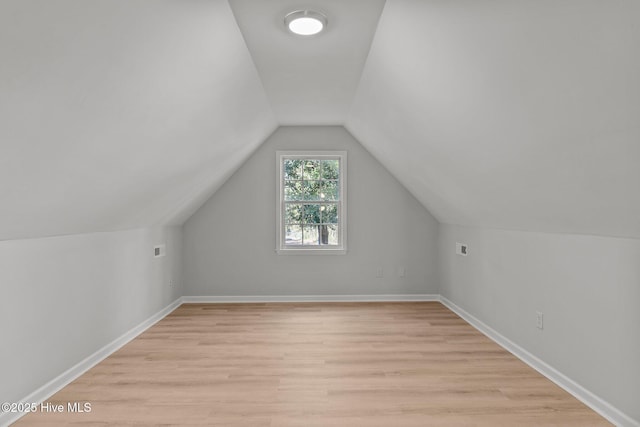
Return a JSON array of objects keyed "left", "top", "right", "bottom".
[
  {"left": 456, "top": 242, "right": 468, "bottom": 256},
  {"left": 154, "top": 244, "right": 166, "bottom": 258}
]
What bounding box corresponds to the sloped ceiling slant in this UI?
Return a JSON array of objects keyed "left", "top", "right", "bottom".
[
  {"left": 347, "top": 0, "right": 640, "bottom": 239},
  {"left": 228, "top": 0, "right": 386, "bottom": 125},
  {"left": 0, "top": 0, "right": 277, "bottom": 241}
]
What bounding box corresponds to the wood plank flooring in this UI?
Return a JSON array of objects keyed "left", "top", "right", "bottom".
[{"left": 15, "top": 302, "right": 610, "bottom": 426}]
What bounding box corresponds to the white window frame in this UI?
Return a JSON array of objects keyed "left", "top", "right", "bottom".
[{"left": 276, "top": 150, "right": 347, "bottom": 255}]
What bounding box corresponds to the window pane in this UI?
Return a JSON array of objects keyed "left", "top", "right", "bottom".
[
  {"left": 316, "top": 224, "right": 334, "bottom": 245},
  {"left": 322, "top": 181, "right": 339, "bottom": 201},
  {"left": 284, "top": 159, "right": 303, "bottom": 180},
  {"left": 279, "top": 152, "right": 345, "bottom": 252},
  {"left": 303, "top": 226, "right": 319, "bottom": 245},
  {"left": 285, "top": 204, "right": 303, "bottom": 224},
  {"left": 327, "top": 224, "right": 338, "bottom": 245},
  {"left": 303, "top": 160, "right": 321, "bottom": 180},
  {"left": 285, "top": 181, "right": 303, "bottom": 201},
  {"left": 322, "top": 160, "right": 339, "bottom": 180},
  {"left": 323, "top": 204, "right": 338, "bottom": 224},
  {"left": 285, "top": 225, "right": 302, "bottom": 245},
  {"left": 303, "top": 180, "right": 322, "bottom": 201},
  {"left": 303, "top": 204, "right": 321, "bottom": 224}
]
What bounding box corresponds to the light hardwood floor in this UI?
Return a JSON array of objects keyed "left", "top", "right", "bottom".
[{"left": 16, "top": 302, "right": 610, "bottom": 426}]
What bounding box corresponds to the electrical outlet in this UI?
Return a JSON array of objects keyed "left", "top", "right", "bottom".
[
  {"left": 536, "top": 311, "right": 544, "bottom": 330},
  {"left": 398, "top": 266, "right": 405, "bottom": 277},
  {"left": 169, "top": 279, "right": 174, "bottom": 288},
  {"left": 376, "top": 267, "right": 384, "bottom": 278}
]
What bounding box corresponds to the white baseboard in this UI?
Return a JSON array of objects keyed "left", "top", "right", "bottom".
[
  {"left": 181, "top": 294, "right": 440, "bottom": 303},
  {"left": 1, "top": 295, "right": 434, "bottom": 426},
  {"left": 439, "top": 296, "right": 639, "bottom": 427},
  {"left": 4, "top": 295, "right": 636, "bottom": 427},
  {"left": 0, "top": 297, "right": 182, "bottom": 427}
]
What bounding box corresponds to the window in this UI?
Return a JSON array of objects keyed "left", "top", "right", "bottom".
[{"left": 276, "top": 151, "right": 347, "bottom": 254}]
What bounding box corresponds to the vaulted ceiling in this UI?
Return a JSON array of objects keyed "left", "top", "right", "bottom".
[
  {"left": 1, "top": 0, "right": 639, "bottom": 241},
  {"left": 347, "top": 0, "right": 640, "bottom": 239},
  {"left": 229, "top": 0, "right": 385, "bottom": 125},
  {"left": 0, "top": 0, "right": 276, "bottom": 240}
]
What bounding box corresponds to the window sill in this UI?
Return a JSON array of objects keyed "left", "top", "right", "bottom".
[{"left": 276, "top": 248, "right": 347, "bottom": 255}]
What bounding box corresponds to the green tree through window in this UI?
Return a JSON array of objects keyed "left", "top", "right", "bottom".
[{"left": 278, "top": 152, "right": 346, "bottom": 253}]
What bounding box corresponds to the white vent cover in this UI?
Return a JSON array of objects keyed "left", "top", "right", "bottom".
[
  {"left": 154, "top": 244, "right": 166, "bottom": 258},
  {"left": 455, "top": 242, "right": 468, "bottom": 256}
]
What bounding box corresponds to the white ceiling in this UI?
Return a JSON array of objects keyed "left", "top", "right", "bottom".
[
  {"left": 2, "top": 0, "right": 639, "bottom": 241},
  {"left": 347, "top": 0, "right": 640, "bottom": 238},
  {"left": 228, "top": 0, "right": 386, "bottom": 125},
  {"left": 0, "top": 0, "right": 276, "bottom": 240}
]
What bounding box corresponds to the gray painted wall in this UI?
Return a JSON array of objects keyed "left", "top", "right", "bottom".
[
  {"left": 6, "top": 123, "right": 637, "bottom": 425},
  {"left": 438, "top": 224, "right": 640, "bottom": 423},
  {"left": 0, "top": 226, "right": 183, "bottom": 404},
  {"left": 184, "top": 126, "right": 439, "bottom": 296}
]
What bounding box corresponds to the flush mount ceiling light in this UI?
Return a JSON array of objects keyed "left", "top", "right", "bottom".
[{"left": 285, "top": 10, "right": 327, "bottom": 36}]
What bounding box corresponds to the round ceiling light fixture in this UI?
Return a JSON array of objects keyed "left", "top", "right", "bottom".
[{"left": 285, "top": 10, "right": 327, "bottom": 36}]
